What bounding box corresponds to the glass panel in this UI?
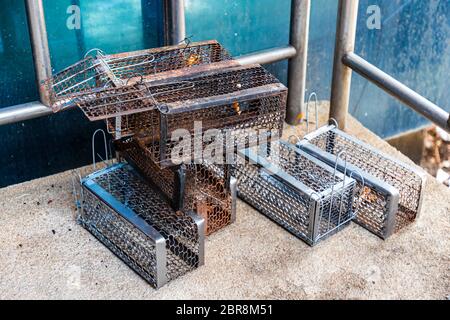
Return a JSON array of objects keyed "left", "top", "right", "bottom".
[
  {"left": 306, "top": 0, "right": 339, "bottom": 108},
  {"left": 0, "top": 0, "right": 37, "bottom": 108},
  {"left": 351, "top": 0, "right": 450, "bottom": 138},
  {"left": 185, "top": 0, "right": 291, "bottom": 83},
  {"left": 44, "top": 0, "right": 164, "bottom": 71}
]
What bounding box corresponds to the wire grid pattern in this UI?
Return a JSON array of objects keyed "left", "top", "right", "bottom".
[
  {"left": 74, "top": 84, "right": 157, "bottom": 121},
  {"left": 307, "top": 129, "right": 424, "bottom": 232},
  {"left": 106, "top": 42, "right": 232, "bottom": 81},
  {"left": 235, "top": 164, "right": 312, "bottom": 241},
  {"left": 44, "top": 57, "right": 112, "bottom": 110},
  {"left": 75, "top": 65, "right": 281, "bottom": 121},
  {"left": 266, "top": 142, "right": 346, "bottom": 193},
  {"left": 116, "top": 138, "right": 234, "bottom": 236},
  {"left": 115, "top": 138, "right": 176, "bottom": 201},
  {"left": 44, "top": 41, "right": 232, "bottom": 111},
  {"left": 79, "top": 188, "right": 159, "bottom": 287},
  {"left": 82, "top": 165, "right": 202, "bottom": 282},
  {"left": 136, "top": 93, "right": 286, "bottom": 167},
  {"left": 107, "top": 110, "right": 160, "bottom": 139},
  {"left": 235, "top": 141, "right": 356, "bottom": 245},
  {"left": 184, "top": 163, "right": 233, "bottom": 236},
  {"left": 148, "top": 65, "right": 279, "bottom": 105},
  {"left": 352, "top": 182, "right": 392, "bottom": 238}
]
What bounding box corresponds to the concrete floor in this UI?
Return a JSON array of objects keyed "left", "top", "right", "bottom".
[{"left": 0, "top": 106, "right": 449, "bottom": 300}]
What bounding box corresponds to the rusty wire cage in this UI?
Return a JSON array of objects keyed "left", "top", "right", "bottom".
[
  {"left": 114, "top": 137, "right": 186, "bottom": 210},
  {"left": 74, "top": 163, "right": 205, "bottom": 289},
  {"left": 99, "top": 64, "right": 287, "bottom": 166},
  {"left": 114, "top": 138, "right": 237, "bottom": 236},
  {"left": 43, "top": 40, "right": 234, "bottom": 111},
  {"left": 234, "top": 140, "right": 357, "bottom": 246},
  {"left": 184, "top": 163, "right": 237, "bottom": 236},
  {"left": 299, "top": 124, "right": 426, "bottom": 236}
]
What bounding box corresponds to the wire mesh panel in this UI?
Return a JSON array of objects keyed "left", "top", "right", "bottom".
[
  {"left": 300, "top": 124, "right": 426, "bottom": 235},
  {"left": 105, "top": 40, "right": 233, "bottom": 82},
  {"left": 298, "top": 142, "right": 400, "bottom": 239},
  {"left": 234, "top": 140, "right": 356, "bottom": 246},
  {"left": 43, "top": 40, "right": 233, "bottom": 111},
  {"left": 112, "top": 64, "right": 287, "bottom": 167},
  {"left": 78, "top": 163, "right": 205, "bottom": 288},
  {"left": 184, "top": 163, "right": 237, "bottom": 236},
  {"left": 115, "top": 138, "right": 236, "bottom": 236},
  {"left": 43, "top": 56, "right": 113, "bottom": 111}
]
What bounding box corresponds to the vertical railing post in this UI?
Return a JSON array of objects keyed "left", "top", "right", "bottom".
[
  {"left": 329, "top": 0, "right": 359, "bottom": 129},
  {"left": 25, "top": 0, "right": 52, "bottom": 106},
  {"left": 163, "top": 0, "right": 186, "bottom": 45},
  {"left": 286, "top": 0, "right": 311, "bottom": 125}
]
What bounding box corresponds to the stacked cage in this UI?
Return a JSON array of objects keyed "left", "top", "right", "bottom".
[
  {"left": 44, "top": 40, "right": 234, "bottom": 111},
  {"left": 73, "top": 63, "right": 287, "bottom": 166},
  {"left": 45, "top": 40, "right": 286, "bottom": 237},
  {"left": 47, "top": 40, "right": 288, "bottom": 286}
]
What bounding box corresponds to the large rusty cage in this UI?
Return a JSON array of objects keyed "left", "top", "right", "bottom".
[
  {"left": 107, "top": 64, "right": 288, "bottom": 167},
  {"left": 44, "top": 40, "right": 233, "bottom": 111}
]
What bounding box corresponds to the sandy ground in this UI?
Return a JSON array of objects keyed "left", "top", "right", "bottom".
[{"left": 0, "top": 105, "right": 449, "bottom": 300}]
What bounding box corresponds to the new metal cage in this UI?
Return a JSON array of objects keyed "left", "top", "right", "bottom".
[
  {"left": 234, "top": 140, "right": 357, "bottom": 246},
  {"left": 299, "top": 124, "right": 426, "bottom": 235},
  {"left": 74, "top": 163, "right": 205, "bottom": 289}
]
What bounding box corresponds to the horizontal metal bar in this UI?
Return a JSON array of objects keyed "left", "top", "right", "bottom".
[
  {"left": 0, "top": 46, "right": 295, "bottom": 127},
  {"left": 235, "top": 46, "right": 297, "bottom": 66},
  {"left": 343, "top": 52, "right": 450, "bottom": 133},
  {"left": 0, "top": 101, "right": 52, "bottom": 126}
]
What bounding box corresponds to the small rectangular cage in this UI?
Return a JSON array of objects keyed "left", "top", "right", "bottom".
[
  {"left": 76, "top": 163, "right": 205, "bottom": 289},
  {"left": 299, "top": 124, "right": 426, "bottom": 235},
  {"left": 43, "top": 40, "right": 233, "bottom": 111},
  {"left": 234, "top": 140, "right": 357, "bottom": 246}
]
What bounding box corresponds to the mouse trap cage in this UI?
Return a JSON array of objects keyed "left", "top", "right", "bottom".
[
  {"left": 234, "top": 140, "right": 357, "bottom": 246},
  {"left": 44, "top": 41, "right": 287, "bottom": 168},
  {"left": 76, "top": 63, "right": 287, "bottom": 168},
  {"left": 298, "top": 123, "right": 426, "bottom": 237},
  {"left": 73, "top": 162, "right": 205, "bottom": 289},
  {"left": 44, "top": 40, "right": 234, "bottom": 111}
]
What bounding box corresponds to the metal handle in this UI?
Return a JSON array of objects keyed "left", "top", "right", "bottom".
[
  {"left": 328, "top": 117, "right": 339, "bottom": 129},
  {"left": 306, "top": 92, "right": 319, "bottom": 134},
  {"left": 92, "top": 129, "right": 109, "bottom": 170},
  {"left": 71, "top": 170, "right": 84, "bottom": 217},
  {"left": 84, "top": 48, "right": 106, "bottom": 59},
  {"left": 327, "top": 150, "right": 349, "bottom": 229}
]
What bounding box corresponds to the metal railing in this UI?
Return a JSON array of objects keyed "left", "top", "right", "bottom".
[
  {"left": 1, "top": 0, "right": 448, "bottom": 134},
  {"left": 0, "top": 0, "right": 310, "bottom": 127},
  {"left": 329, "top": 0, "right": 450, "bottom": 133}
]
